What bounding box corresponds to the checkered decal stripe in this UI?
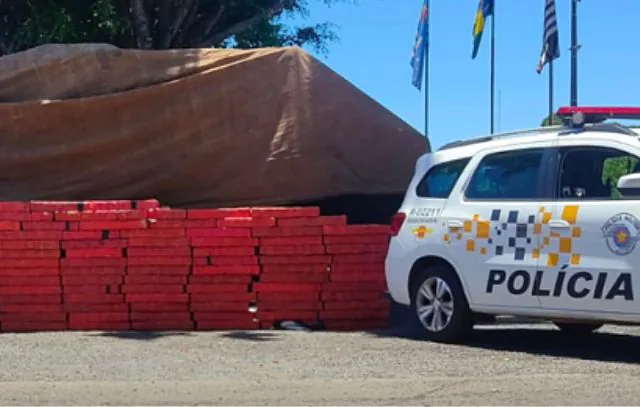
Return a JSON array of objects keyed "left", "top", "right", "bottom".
[{"left": 443, "top": 205, "right": 582, "bottom": 266}]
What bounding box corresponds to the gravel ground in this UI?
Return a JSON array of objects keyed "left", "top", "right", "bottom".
[{"left": 1, "top": 322, "right": 640, "bottom": 405}]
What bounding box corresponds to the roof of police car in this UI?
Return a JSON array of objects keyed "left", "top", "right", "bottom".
[{"left": 435, "top": 123, "right": 640, "bottom": 158}]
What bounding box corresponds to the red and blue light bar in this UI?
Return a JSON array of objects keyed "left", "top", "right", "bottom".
[{"left": 557, "top": 106, "right": 640, "bottom": 125}]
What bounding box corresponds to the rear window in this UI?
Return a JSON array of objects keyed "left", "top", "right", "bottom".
[{"left": 416, "top": 158, "right": 470, "bottom": 198}]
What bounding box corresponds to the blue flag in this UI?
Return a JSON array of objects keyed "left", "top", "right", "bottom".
[{"left": 410, "top": 0, "right": 429, "bottom": 90}]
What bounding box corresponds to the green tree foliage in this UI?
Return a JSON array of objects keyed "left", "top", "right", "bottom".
[
  {"left": 541, "top": 114, "right": 563, "bottom": 127},
  {"left": 603, "top": 155, "right": 638, "bottom": 199},
  {"left": 0, "top": 0, "right": 350, "bottom": 56}
]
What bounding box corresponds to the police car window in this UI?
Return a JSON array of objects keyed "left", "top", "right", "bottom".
[
  {"left": 465, "top": 149, "right": 544, "bottom": 200},
  {"left": 558, "top": 147, "right": 640, "bottom": 200},
  {"left": 416, "top": 158, "right": 470, "bottom": 198}
]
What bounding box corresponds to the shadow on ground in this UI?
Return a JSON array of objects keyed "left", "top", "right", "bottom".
[
  {"left": 88, "top": 331, "right": 193, "bottom": 341},
  {"left": 220, "top": 331, "right": 282, "bottom": 341},
  {"left": 371, "top": 303, "right": 640, "bottom": 364}
]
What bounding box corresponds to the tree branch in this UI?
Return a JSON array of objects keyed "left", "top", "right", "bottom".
[
  {"left": 0, "top": 40, "right": 9, "bottom": 56},
  {"left": 156, "top": 0, "right": 173, "bottom": 47},
  {"left": 129, "top": 0, "right": 153, "bottom": 49},
  {"left": 197, "top": 5, "right": 226, "bottom": 46},
  {"left": 182, "top": 1, "right": 226, "bottom": 48},
  {"left": 173, "top": 0, "right": 200, "bottom": 47},
  {"left": 200, "top": 1, "right": 291, "bottom": 47},
  {"left": 157, "top": 0, "right": 195, "bottom": 48},
  {"left": 0, "top": 29, "right": 17, "bottom": 56}
]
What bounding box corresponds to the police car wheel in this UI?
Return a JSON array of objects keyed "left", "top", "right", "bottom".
[
  {"left": 553, "top": 322, "right": 603, "bottom": 335},
  {"left": 411, "top": 265, "right": 473, "bottom": 343}
]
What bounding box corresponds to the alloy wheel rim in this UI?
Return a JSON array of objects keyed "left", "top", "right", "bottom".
[{"left": 415, "top": 277, "right": 454, "bottom": 332}]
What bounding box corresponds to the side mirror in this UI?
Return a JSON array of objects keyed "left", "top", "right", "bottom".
[{"left": 617, "top": 173, "right": 640, "bottom": 197}]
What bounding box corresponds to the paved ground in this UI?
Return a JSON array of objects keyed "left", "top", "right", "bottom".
[{"left": 1, "top": 322, "right": 640, "bottom": 405}]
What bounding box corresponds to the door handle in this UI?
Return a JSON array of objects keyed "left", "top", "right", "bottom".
[
  {"left": 549, "top": 220, "right": 570, "bottom": 229},
  {"left": 447, "top": 220, "right": 464, "bottom": 229}
]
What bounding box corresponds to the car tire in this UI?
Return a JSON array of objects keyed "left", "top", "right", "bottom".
[
  {"left": 553, "top": 322, "right": 603, "bottom": 335},
  {"left": 410, "top": 264, "right": 473, "bottom": 343}
]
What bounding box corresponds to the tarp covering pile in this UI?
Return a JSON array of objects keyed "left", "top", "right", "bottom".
[{"left": 0, "top": 44, "right": 428, "bottom": 208}]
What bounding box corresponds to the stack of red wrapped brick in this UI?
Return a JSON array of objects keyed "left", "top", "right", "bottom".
[{"left": 0, "top": 199, "right": 391, "bottom": 332}]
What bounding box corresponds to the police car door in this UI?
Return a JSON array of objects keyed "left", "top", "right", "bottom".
[
  {"left": 540, "top": 138, "right": 640, "bottom": 315},
  {"left": 443, "top": 144, "right": 555, "bottom": 310}
]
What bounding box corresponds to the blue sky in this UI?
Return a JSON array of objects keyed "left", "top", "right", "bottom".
[{"left": 290, "top": 0, "right": 640, "bottom": 150}]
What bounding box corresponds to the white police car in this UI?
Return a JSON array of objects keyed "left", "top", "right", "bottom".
[{"left": 385, "top": 106, "right": 640, "bottom": 342}]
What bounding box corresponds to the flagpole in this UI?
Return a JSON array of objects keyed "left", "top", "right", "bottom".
[
  {"left": 570, "top": 0, "right": 580, "bottom": 106},
  {"left": 548, "top": 60, "right": 554, "bottom": 122},
  {"left": 424, "top": 0, "right": 430, "bottom": 139},
  {"left": 489, "top": 0, "right": 496, "bottom": 134}
]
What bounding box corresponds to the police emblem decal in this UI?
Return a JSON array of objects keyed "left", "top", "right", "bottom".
[{"left": 602, "top": 213, "right": 640, "bottom": 256}]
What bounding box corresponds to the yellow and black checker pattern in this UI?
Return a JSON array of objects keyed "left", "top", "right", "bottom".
[{"left": 443, "top": 205, "right": 582, "bottom": 266}]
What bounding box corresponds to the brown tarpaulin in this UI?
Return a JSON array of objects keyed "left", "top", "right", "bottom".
[{"left": 0, "top": 44, "right": 428, "bottom": 208}]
